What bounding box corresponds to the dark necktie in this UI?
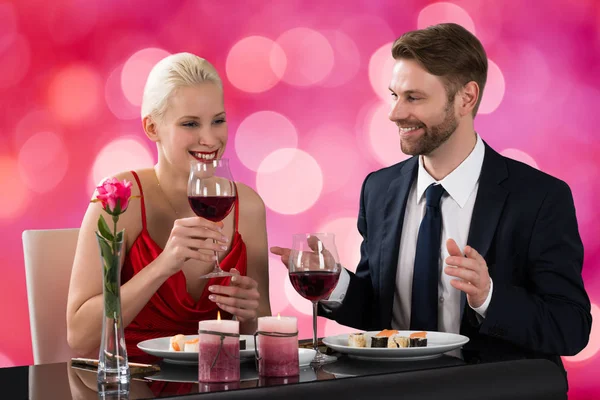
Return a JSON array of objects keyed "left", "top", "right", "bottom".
[{"left": 410, "top": 183, "right": 446, "bottom": 331}]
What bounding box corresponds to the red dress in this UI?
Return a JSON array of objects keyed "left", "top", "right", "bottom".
[{"left": 122, "top": 171, "right": 247, "bottom": 357}]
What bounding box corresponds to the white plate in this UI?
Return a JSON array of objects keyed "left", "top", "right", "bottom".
[
  {"left": 298, "top": 348, "right": 316, "bottom": 366},
  {"left": 137, "top": 335, "right": 256, "bottom": 365},
  {"left": 322, "top": 331, "right": 469, "bottom": 361}
]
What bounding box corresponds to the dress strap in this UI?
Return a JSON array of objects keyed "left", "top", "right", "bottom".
[
  {"left": 130, "top": 171, "right": 147, "bottom": 230},
  {"left": 233, "top": 183, "right": 239, "bottom": 233}
]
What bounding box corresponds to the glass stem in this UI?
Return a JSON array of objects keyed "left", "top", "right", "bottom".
[
  {"left": 213, "top": 238, "right": 221, "bottom": 270},
  {"left": 312, "top": 301, "right": 319, "bottom": 353}
]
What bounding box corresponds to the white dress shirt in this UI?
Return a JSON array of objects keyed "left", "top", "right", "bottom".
[{"left": 324, "top": 133, "right": 493, "bottom": 333}]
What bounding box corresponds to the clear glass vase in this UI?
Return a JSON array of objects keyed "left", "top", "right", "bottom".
[{"left": 95, "top": 232, "right": 130, "bottom": 396}]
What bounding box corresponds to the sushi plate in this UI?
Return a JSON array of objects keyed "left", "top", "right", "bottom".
[
  {"left": 137, "top": 334, "right": 256, "bottom": 365},
  {"left": 322, "top": 331, "right": 469, "bottom": 361}
]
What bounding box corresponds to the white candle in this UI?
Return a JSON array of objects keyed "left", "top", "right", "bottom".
[
  {"left": 198, "top": 314, "right": 240, "bottom": 382},
  {"left": 257, "top": 315, "right": 299, "bottom": 377},
  {"left": 198, "top": 319, "right": 239, "bottom": 343},
  {"left": 258, "top": 316, "right": 297, "bottom": 334}
]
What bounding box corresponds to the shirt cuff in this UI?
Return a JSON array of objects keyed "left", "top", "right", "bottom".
[
  {"left": 471, "top": 278, "right": 493, "bottom": 319},
  {"left": 319, "top": 268, "right": 350, "bottom": 310}
]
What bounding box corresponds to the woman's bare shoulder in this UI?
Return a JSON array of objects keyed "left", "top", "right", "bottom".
[
  {"left": 235, "top": 182, "right": 265, "bottom": 213},
  {"left": 89, "top": 168, "right": 156, "bottom": 243},
  {"left": 103, "top": 169, "right": 155, "bottom": 197}
]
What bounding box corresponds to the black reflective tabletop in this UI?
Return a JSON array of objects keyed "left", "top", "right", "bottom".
[
  {"left": 0, "top": 352, "right": 568, "bottom": 400},
  {"left": 7, "top": 353, "right": 465, "bottom": 399}
]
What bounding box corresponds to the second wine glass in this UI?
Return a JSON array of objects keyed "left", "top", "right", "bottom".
[
  {"left": 288, "top": 233, "right": 341, "bottom": 365},
  {"left": 188, "top": 158, "right": 236, "bottom": 279}
]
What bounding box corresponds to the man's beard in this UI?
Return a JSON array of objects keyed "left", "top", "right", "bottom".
[{"left": 399, "top": 101, "right": 458, "bottom": 156}]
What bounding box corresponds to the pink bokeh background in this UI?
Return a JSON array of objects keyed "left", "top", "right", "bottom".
[{"left": 1, "top": 0, "right": 599, "bottom": 397}]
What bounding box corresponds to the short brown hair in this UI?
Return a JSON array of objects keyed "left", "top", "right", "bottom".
[{"left": 391, "top": 23, "right": 488, "bottom": 116}]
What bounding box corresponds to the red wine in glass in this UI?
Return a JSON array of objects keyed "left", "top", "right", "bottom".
[
  {"left": 188, "top": 196, "right": 235, "bottom": 222},
  {"left": 289, "top": 271, "right": 340, "bottom": 302},
  {"left": 188, "top": 159, "right": 237, "bottom": 279},
  {"left": 288, "top": 233, "right": 341, "bottom": 365}
]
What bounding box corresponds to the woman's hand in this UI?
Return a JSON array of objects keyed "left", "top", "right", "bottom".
[
  {"left": 207, "top": 269, "right": 260, "bottom": 322},
  {"left": 158, "top": 216, "right": 229, "bottom": 277}
]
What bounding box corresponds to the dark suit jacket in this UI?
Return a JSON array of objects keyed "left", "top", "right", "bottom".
[{"left": 321, "top": 142, "right": 592, "bottom": 370}]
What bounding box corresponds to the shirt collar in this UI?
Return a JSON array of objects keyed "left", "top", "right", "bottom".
[{"left": 416, "top": 133, "right": 485, "bottom": 208}]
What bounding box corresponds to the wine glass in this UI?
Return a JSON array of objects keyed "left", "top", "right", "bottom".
[
  {"left": 288, "top": 233, "right": 341, "bottom": 365},
  {"left": 188, "top": 158, "right": 237, "bottom": 279}
]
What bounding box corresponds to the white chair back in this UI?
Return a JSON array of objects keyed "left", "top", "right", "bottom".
[{"left": 23, "top": 229, "right": 79, "bottom": 364}]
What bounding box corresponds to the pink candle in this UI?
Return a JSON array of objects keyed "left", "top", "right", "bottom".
[
  {"left": 257, "top": 316, "right": 299, "bottom": 377},
  {"left": 198, "top": 318, "right": 240, "bottom": 382}
]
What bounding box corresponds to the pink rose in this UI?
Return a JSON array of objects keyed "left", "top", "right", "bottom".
[{"left": 95, "top": 178, "right": 133, "bottom": 215}]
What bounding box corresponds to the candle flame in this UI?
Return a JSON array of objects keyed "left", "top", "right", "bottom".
[
  {"left": 277, "top": 313, "right": 281, "bottom": 320},
  {"left": 217, "top": 311, "right": 221, "bottom": 321}
]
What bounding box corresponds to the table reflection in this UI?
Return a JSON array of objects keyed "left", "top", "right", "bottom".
[
  {"left": 321, "top": 354, "right": 464, "bottom": 378},
  {"left": 27, "top": 352, "right": 465, "bottom": 399}
]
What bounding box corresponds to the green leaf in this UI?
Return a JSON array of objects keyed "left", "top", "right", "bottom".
[
  {"left": 104, "top": 291, "right": 118, "bottom": 318},
  {"left": 116, "top": 230, "right": 124, "bottom": 243},
  {"left": 96, "top": 234, "right": 115, "bottom": 270},
  {"left": 97, "top": 215, "right": 114, "bottom": 241}
]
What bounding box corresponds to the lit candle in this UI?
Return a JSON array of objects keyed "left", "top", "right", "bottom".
[
  {"left": 257, "top": 315, "right": 299, "bottom": 377},
  {"left": 198, "top": 312, "right": 240, "bottom": 382}
]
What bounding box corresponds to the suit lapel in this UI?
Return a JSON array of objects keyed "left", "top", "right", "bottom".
[
  {"left": 461, "top": 143, "right": 509, "bottom": 318},
  {"left": 379, "top": 157, "right": 418, "bottom": 327}
]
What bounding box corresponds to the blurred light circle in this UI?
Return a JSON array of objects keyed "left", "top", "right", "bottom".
[
  {"left": 564, "top": 303, "right": 600, "bottom": 363},
  {"left": 48, "top": 64, "right": 102, "bottom": 124},
  {"left": 256, "top": 149, "right": 323, "bottom": 215},
  {"left": 0, "top": 34, "right": 30, "bottom": 89},
  {"left": 13, "top": 109, "right": 59, "bottom": 150},
  {"left": 268, "top": 255, "right": 290, "bottom": 316},
  {"left": 275, "top": 27, "right": 334, "bottom": 86},
  {"left": 89, "top": 137, "right": 155, "bottom": 194},
  {"left": 226, "top": 36, "right": 286, "bottom": 93},
  {"left": 18, "top": 132, "right": 68, "bottom": 193},
  {"left": 317, "top": 217, "right": 362, "bottom": 273},
  {"left": 368, "top": 102, "right": 411, "bottom": 166},
  {"left": 418, "top": 2, "right": 476, "bottom": 34},
  {"left": 368, "top": 42, "right": 395, "bottom": 102},
  {"left": 0, "top": 156, "right": 30, "bottom": 220},
  {"left": 105, "top": 64, "right": 139, "bottom": 120},
  {"left": 121, "top": 48, "right": 171, "bottom": 107},
  {"left": 235, "top": 111, "right": 297, "bottom": 172},
  {"left": 478, "top": 59, "right": 505, "bottom": 114},
  {"left": 306, "top": 124, "right": 362, "bottom": 193},
  {"left": 500, "top": 148, "right": 539, "bottom": 170},
  {"left": 320, "top": 30, "right": 361, "bottom": 88}
]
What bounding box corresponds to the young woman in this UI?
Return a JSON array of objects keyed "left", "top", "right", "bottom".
[{"left": 67, "top": 53, "right": 271, "bottom": 356}]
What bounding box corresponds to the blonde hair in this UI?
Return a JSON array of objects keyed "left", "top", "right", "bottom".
[{"left": 141, "top": 52, "right": 223, "bottom": 121}]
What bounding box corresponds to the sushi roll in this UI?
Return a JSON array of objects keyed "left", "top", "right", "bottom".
[
  {"left": 348, "top": 333, "right": 367, "bottom": 348},
  {"left": 240, "top": 338, "right": 246, "bottom": 350},
  {"left": 409, "top": 331, "right": 428, "bottom": 347},
  {"left": 388, "top": 335, "right": 410, "bottom": 348},
  {"left": 375, "top": 329, "right": 398, "bottom": 337},
  {"left": 169, "top": 334, "right": 186, "bottom": 352},
  {"left": 371, "top": 329, "right": 397, "bottom": 348},
  {"left": 184, "top": 338, "right": 199, "bottom": 352},
  {"left": 371, "top": 336, "right": 388, "bottom": 348}
]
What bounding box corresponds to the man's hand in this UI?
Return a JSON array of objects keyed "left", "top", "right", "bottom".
[{"left": 444, "top": 238, "right": 491, "bottom": 308}]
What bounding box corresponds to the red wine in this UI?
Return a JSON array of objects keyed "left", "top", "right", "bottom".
[
  {"left": 289, "top": 271, "right": 340, "bottom": 302},
  {"left": 188, "top": 196, "right": 236, "bottom": 222}
]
